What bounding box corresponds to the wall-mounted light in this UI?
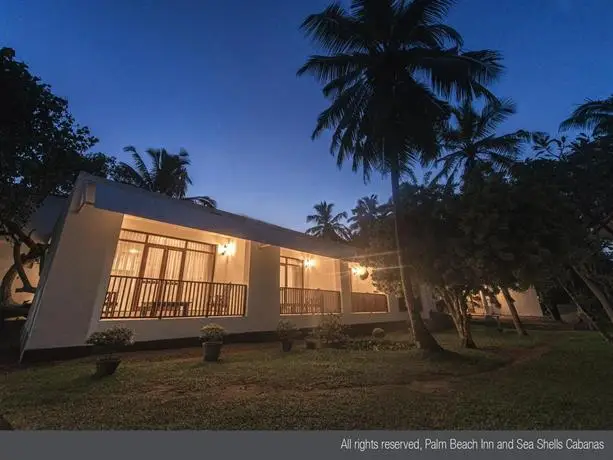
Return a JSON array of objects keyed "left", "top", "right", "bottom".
[
  {"left": 351, "top": 265, "right": 369, "bottom": 280},
  {"left": 303, "top": 258, "right": 315, "bottom": 269},
  {"left": 218, "top": 241, "right": 236, "bottom": 256}
]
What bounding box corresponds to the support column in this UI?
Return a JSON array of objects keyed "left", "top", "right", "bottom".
[{"left": 339, "top": 261, "right": 353, "bottom": 321}]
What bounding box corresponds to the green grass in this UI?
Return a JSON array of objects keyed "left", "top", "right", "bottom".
[{"left": 2, "top": 326, "right": 612, "bottom": 429}]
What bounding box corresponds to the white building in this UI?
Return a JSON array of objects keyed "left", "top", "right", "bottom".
[{"left": 1, "top": 173, "right": 542, "bottom": 361}]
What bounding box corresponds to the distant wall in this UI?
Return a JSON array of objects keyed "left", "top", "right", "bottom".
[{"left": 495, "top": 288, "right": 543, "bottom": 317}]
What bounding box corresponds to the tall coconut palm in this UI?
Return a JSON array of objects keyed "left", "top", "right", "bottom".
[
  {"left": 306, "top": 201, "right": 351, "bottom": 241},
  {"left": 297, "top": 0, "right": 503, "bottom": 351},
  {"left": 348, "top": 195, "right": 384, "bottom": 234},
  {"left": 560, "top": 95, "right": 613, "bottom": 139},
  {"left": 434, "top": 99, "right": 529, "bottom": 185},
  {"left": 114, "top": 146, "right": 194, "bottom": 199}
]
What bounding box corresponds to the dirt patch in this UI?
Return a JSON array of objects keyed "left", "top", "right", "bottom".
[
  {"left": 408, "top": 379, "right": 453, "bottom": 394},
  {"left": 217, "top": 384, "right": 269, "bottom": 401},
  {"left": 507, "top": 345, "right": 551, "bottom": 366}
]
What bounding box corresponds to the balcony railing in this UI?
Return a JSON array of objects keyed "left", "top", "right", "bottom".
[
  {"left": 351, "top": 292, "right": 389, "bottom": 313},
  {"left": 101, "top": 275, "right": 247, "bottom": 319},
  {"left": 280, "top": 287, "right": 341, "bottom": 315}
]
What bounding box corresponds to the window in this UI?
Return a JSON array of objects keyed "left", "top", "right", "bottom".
[
  {"left": 280, "top": 256, "right": 304, "bottom": 289},
  {"left": 110, "top": 230, "right": 216, "bottom": 282}
]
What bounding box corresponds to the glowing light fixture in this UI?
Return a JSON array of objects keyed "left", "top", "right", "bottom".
[
  {"left": 303, "top": 258, "right": 315, "bottom": 268},
  {"left": 128, "top": 248, "right": 140, "bottom": 254},
  {"left": 218, "top": 241, "right": 236, "bottom": 256},
  {"left": 351, "top": 265, "right": 367, "bottom": 276}
]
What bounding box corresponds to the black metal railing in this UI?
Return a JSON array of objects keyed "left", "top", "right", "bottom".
[
  {"left": 280, "top": 287, "right": 341, "bottom": 315},
  {"left": 101, "top": 275, "right": 247, "bottom": 319},
  {"left": 351, "top": 292, "right": 389, "bottom": 313}
]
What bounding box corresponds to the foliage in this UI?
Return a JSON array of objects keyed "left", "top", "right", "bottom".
[
  {"left": 348, "top": 195, "right": 390, "bottom": 246},
  {"left": 0, "top": 47, "right": 115, "bottom": 305},
  {"left": 200, "top": 323, "right": 226, "bottom": 342},
  {"left": 371, "top": 327, "right": 386, "bottom": 339},
  {"left": 434, "top": 99, "right": 530, "bottom": 185},
  {"left": 314, "top": 314, "right": 349, "bottom": 346},
  {"left": 276, "top": 320, "right": 299, "bottom": 341},
  {"left": 298, "top": 0, "right": 503, "bottom": 351},
  {"left": 0, "top": 48, "right": 114, "bottom": 230},
  {"left": 112, "top": 146, "right": 194, "bottom": 199},
  {"left": 86, "top": 327, "right": 134, "bottom": 355},
  {"left": 305, "top": 201, "right": 350, "bottom": 241},
  {"left": 346, "top": 337, "right": 413, "bottom": 351},
  {"left": 560, "top": 95, "right": 613, "bottom": 139}
]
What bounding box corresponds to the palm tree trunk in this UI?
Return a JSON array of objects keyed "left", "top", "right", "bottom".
[
  {"left": 560, "top": 281, "right": 613, "bottom": 345},
  {"left": 501, "top": 287, "right": 528, "bottom": 336},
  {"left": 572, "top": 266, "right": 613, "bottom": 324},
  {"left": 390, "top": 166, "right": 442, "bottom": 352}
]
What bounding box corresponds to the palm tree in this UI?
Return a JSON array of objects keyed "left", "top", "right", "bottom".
[
  {"left": 434, "top": 99, "right": 529, "bottom": 185},
  {"left": 531, "top": 132, "right": 570, "bottom": 160},
  {"left": 114, "top": 146, "right": 193, "bottom": 198},
  {"left": 306, "top": 201, "right": 351, "bottom": 241},
  {"left": 560, "top": 95, "right": 613, "bottom": 139},
  {"left": 348, "top": 195, "right": 383, "bottom": 234},
  {"left": 297, "top": 0, "right": 503, "bottom": 351}
]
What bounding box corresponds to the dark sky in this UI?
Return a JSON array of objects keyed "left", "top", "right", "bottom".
[{"left": 2, "top": 0, "right": 612, "bottom": 231}]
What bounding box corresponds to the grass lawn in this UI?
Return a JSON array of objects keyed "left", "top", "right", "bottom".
[{"left": 2, "top": 326, "right": 613, "bottom": 430}]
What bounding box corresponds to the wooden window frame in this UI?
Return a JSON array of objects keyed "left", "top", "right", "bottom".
[
  {"left": 280, "top": 255, "right": 304, "bottom": 289},
  {"left": 115, "top": 229, "right": 218, "bottom": 311}
]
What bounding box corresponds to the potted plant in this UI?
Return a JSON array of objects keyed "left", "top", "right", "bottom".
[
  {"left": 86, "top": 326, "right": 134, "bottom": 377},
  {"left": 200, "top": 323, "right": 226, "bottom": 362},
  {"left": 372, "top": 327, "right": 386, "bottom": 339},
  {"left": 276, "top": 319, "right": 298, "bottom": 352}
]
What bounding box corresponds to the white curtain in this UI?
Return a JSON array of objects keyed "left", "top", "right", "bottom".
[
  {"left": 183, "top": 250, "right": 213, "bottom": 282},
  {"left": 111, "top": 241, "right": 144, "bottom": 276},
  {"left": 143, "top": 248, "right": 164, "bottom": 278}
]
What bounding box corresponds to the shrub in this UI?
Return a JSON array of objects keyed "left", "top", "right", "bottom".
[
  {"left": 86, "top": 326, "right": 134, "bottom": 358},
  {"left": 316, "top": 313, "right": 349, "bottom": 346},
  {"left": 346, "top": 338, "right": 413, "bottom": 351},
  {"left": 276, "top": 320, "right": 298, "bottom": 341},
  {"left": 200, "top": 323, "right": 226, "bottom": 342},
  {"left": 372, "top": 327, "right": 386, "bottom": 339}
]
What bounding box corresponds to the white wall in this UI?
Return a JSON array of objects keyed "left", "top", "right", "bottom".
[
  {"left": 495, "top": 288, "right": 543, "bottom": 317},
  {"left": 24, "top": 203, "right": 124, "bottom": 350},
  {"left": 24, "top": 204, "right": 408, "bottom": 350}
]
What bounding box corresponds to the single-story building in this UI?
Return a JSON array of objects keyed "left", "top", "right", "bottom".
[{"left": 1, "top": 173, "right": 543, "bottom": 361}]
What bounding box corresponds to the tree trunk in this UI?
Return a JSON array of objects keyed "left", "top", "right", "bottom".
[
  {"left": 572, "top": 266, "right": 613, "bottom": 324},
  {"left": 441, "top": 290, "right": 476, "bottom": 349},
  {"left": 459, "top": 297, "right": 477, "bottom": 348},
  {"left": 12, "top": 242, "right": 35, "bottom": 293},
  {"left": 501, "top": 287, "right": 528, "bottom": 336},
  {"left": 560, "top": 281, "right": 613, "bottom": 345},
  {"left": 390, "top": 166, "right": 442, "bottom": 352}
]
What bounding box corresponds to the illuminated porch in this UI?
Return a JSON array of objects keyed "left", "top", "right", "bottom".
[
  {"left": 102, "top": 216, "right": 249, "bottom": 319},
  {"left": 279, "top": 248, "right": 341, "bottom": 315}
]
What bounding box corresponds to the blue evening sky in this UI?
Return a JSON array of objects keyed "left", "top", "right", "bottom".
[{"left": 2, "top": 0, "right": 612, "bottom": 231}]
